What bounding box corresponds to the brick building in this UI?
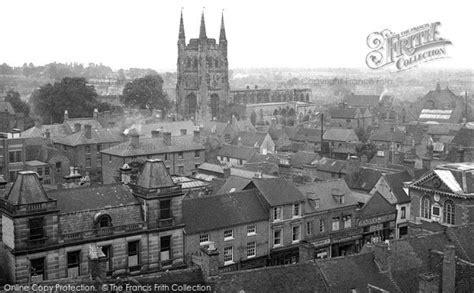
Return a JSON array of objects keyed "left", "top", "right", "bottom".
[
  {"left": 183, "top": 189, "right": 269, "bottom": 271},
  {"left": 100, "top": 131, "right": 205, "bottom": 184},
  {"left": 0, "top": 159, "right": 186, "bottom": 283}
]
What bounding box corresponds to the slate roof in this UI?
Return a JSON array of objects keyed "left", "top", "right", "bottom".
[
  {"left": 101, "top": 135, "right": 205, "bottom": 157},
  {"left": 343, "top": 94, "right": 380, "bottom": 107},
  {"left": 299, "top": 179, "right": 368, "bottom": 212},
  {"left": 48, "top": 184, "right": 139, "bottom": 214},
  {"left": 231, "top": 131, "right": 269, "bottom": 147},
  {"left": 316, "top": 252, "right": 399, "bottom": 293},
  {"left": 197, "top": 163, "right": 224, "bottom": 174},
  {"left": 63, "top": 118, "right": 102, "bottom": 131},
  {"left": 182, "top": 189, "right": 268, "bottom": 234},
  {"left": 346, "top": 168, "right": 382, "bottom": 192},
  {"left": 21, "top": 124, "right": 72, "bottom": 139},
  {"left": 54, "top": 127, "right": 121, "bottom": 146},
  {"left": 328, "top": 107, "right": 358, "bottom": 119},
  {"left": 5, "top": 171, "right": 52, "bottom": 205},
  {"left": 217, "top": 144, "right": 258, "bottom": 160},
  {"left": 288, "top": 151, "right": 320, "bottom": 168},
  {"left": 249, "top": 178, "right": 305, "bottom": 206},
  {"left": 323, "top": 128, "right": 359, "bottom": 142},
  {"left": 312, "top": 157, "right": 347, "bottom": 173},
  {"left": 359, "top": 192, "right": 396, "bottom": 219},
  {"left": 383, "top": 170, "right": 412, "bottom": 204},
  {"left": 136, "top": 159, "right": 175, "bottom": 188},
  {"left": 427, "top": 123, "right": 461, "bottom": 136},
  {"left": 214, "top": 262, "right": 328, "bottom": 293},
  {"left": 370, "top": 130, "right": 406, "bottom": 143}
]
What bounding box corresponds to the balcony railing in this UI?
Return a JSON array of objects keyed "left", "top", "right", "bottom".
[
  {"left": 61, "top": 222, "right": 145, "bottom": 242},
  {"left": 158, "top": 218, "right": 174, "bottom": 228}
]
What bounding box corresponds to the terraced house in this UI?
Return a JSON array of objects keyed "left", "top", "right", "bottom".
[
  {"left": 100, "top": 130, "right": 205, "bottom": 184},
  {"left": 0, "top": 159, "right": 186, "bottom": 283}
]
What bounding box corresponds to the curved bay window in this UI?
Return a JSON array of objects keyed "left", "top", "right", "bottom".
[
  {"left": 443, "top": 200, "right": 455, "bottom": 225},
  {"left": 421, "top": 196, "right": 431, "bottom": 219}
]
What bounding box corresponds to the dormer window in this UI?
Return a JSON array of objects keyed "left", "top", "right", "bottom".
[{"left": 95, "top": 214, "right": 112, "bottom": 228}]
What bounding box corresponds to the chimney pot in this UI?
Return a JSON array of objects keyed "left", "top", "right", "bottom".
[
  {"left": 93, "top": 108, "right": 99, "bottom": 120},
  {"left": 180, "top": 129, "right": 187, "bottom": 136},
  {"left": 193, "top": 130, "right": 201, "bottom": 143},
  {"left": 151, "top": 130, "right": 160, "bottom": 138},
  {"left": 74, "top": 123, "right": 81, "bottom": 133},
  {"left": 64, "top": 110, "right": 69, "bottom": 121},
  {"left": 131, "top": 134, "right": 140, "bottom": 148}
]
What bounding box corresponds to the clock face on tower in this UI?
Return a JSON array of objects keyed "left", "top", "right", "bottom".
[{"left": 433, "top": 177, "right": 442, "bottom": 189}]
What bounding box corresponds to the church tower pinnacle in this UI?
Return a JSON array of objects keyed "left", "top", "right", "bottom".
[
  {"left": 199, "top": 10, "right": 207, "bottom": 39},
  {"left": 219, "top": 11, "right": 227, "bottom": 42},
  {"left": 178, "top": 9, "right": 185, "bottom": 40}
]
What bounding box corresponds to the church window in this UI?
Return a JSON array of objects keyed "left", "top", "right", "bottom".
[
  {"left": 421, "top": 196, "right": 431, "bottom": 219},
  {"left": 443, "top": 200, "right": 455, "bottom": 225}
]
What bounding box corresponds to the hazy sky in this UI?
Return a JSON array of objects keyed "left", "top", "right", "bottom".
[{"left": 1, "top": 0, "right": 473, "bottom": 71}]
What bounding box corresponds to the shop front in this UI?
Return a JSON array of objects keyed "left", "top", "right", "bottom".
[
  {"left": 359, "top": 213, "right": 396, "bottom": 245},
  {"left": 268, "top": 245, "right": 299, "bottom": 266},
  {"left": 330, "top": 233, "right": 362, "bottom": 257},
  {"left": 310, "top": 238, "right": 331, "bottom": 259}
]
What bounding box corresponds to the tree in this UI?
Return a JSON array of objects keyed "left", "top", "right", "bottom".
[
  {"left": 30, "top": 77, "right": 101, "bottom": 123},
  {"left": 121, "top": 75, "right": 170, "bottom": 112},
  {"left": 250, "top": 111, "right": 257, "bottom": 126},
  {"left": 5, "top": 90, "right": 30, "bottom": 116}
]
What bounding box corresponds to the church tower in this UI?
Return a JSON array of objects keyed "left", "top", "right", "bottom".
[{"left": 176, "top": 11, "right": 230, "bottom": 122}]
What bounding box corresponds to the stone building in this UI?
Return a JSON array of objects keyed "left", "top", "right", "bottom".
[
  {"left": 176, "top": 11, "right": 230, "bottom": 121},
  {"left": 0, "top": 160, "right": 186, "bottom": 283},
  {"left": 409, "top": 162, "right": 474, "bottom": 227}
]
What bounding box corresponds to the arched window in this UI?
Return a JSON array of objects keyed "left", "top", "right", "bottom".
[
  {"left": 443, "top": 200, "right": 455, "bottom": 225},
  {"left": 421, "top": 196, "right": 431, "bottom": 219},
  {"left": 95, "top": 214, "right": 112, "bottom": 228}
]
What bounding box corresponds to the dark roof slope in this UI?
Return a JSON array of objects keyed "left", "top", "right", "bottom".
[
  {"left": 101, "top": 135, "right": 204, "bottom": 157},
  {"left": 451, "top": 127, "right": 474, "bottom": 148},
  {"left": 359, "top": 192, "right": 396, "bottom": 219},
  {"left": 292, "top": 128, "right": 322, "bottom": 143},
  {"left": 370, "top": 130, "right": 406, "bottom": 143},
  {"left": 215, "top": 261, "right": 328, "bottom": 293},
  {"left": 54, "top": 127, "right": 121, "bottom": 146},
  {"left": 249, "top": 178, "right": 305, "bottom": 206},
  {"left": 182, "top": 189, "right": 268, "bottom": 234},
  {"left": 215, "top": 175, "right": 252, "bottom": 195},
  {"left": 217, "top": 144, "right": 258, "bottom": 160},
  {"left": 328, "top": 107, "right": 358, "bottom": 119},
  {"left": 48, "top": 184, "right": 139, "bottom": 213},
  {"left": 383, "top": 170, "right": 412, "bottom": 204},
  {"left": 346, "top": 168, "right": 382, "bottom": 192},
  {"left": 316, "top": 252, "right": 399, "bottom": 293},
  {"left": 231, "top": 131, "right": 268, "bottom": 147},
  {"left": 5, "top": 171, "right": 52, "bottom": 205},
  {"left": 136, "top": 159, "right": 175, "bottom": 188}
]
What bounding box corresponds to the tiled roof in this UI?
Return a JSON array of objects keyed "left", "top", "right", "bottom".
[
  {"left": 289, "top": 151, "right": 320, "bottom": 168},
  {"left": 54, "top": 127, "right": 121, "bottom": 146},
  {"left": 292, "top": 128, "right": 322, "bottom": 143},
  {"left": 316, "top": 252, "right": 398, "bottom": 292},
  {"left": 197, "top": 163, "right": 224, "bottom": 174},
  {"left": 328, "top": 107, "right": 358, "bottom": 119},
  {"left": 101, "top": 135, "right": 204, "bottom": 157},
  {"left": 182, "top": 189, "right": 268, "bottom": 234},
  {"left": 217, "top": 144, "right": 258, "bottom": 160},
  {"left": 451, "top": 127, "right": 474, "bottom": 148},
  {"left": 215, "top": 175, "right": 252, "bottom": 194},
  {"left": 230, "top": 168, "right": 277, "bottom": 179},
  {"left": 383, "top": 170, "right": 412, "bottom": 204},
  {"left": 299, "top": 179, "right": 367, "bottom": 212},
  {"left": 370, "top": 130, "right": 406, "bottom": 143},
  {"left": 242, "top": 162, "right": 279, "bottom": 176},
  {"left": 359, "top": 192, "right": 396, "bottom": 219},
  {"left": 323, "top": 128, "right": 359, "bottom": 142},
  {"left": 343, "top": 94, "right": 380, "bottom": 107},
  {"left": 215, "top": 262, "right": 327, "bottom": 293},
  {"left": 427, "top": 123, "right": 461, "bottom": 136},
  {"left": 22, "top": 124, "right": 72, "bottom": 139},
  {"left": 48, "top": 184, "right": 139, "bottom": 214},
  {"left": 0, "top": 101, "right": 15, "bottom": 113},
  {"left": 5, "top": 171, "right": 52, "bottom": 205},
  {"left": 231, "top": 131, "right": 269, "bottom": 147},
  {"left": 249, "top": 178, "right": 305, "bottom": 206},
  {"left": 138, "top": 120, "right": 197, "bottom": 137}
]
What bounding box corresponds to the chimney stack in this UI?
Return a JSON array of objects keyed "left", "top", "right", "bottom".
[
  {"left": 163, "top": 132, "right": 172, "bottom": 146},
  {"left": 223, "top": 167, "right": 231, "bottom": 178},
  {"left": 180, "top": 129, "right": 187, "bottom": 136},
  {"left": 44, "top": 129, "right": 50, "bottom": 140},
  {"left": 131, "top": 133, "right": 139, "bottom": 148},
  {"left": 422, "top": 157, "right": 432, "bottom": 170},
  {"left": 200, "top": 243, "right": 219, "bottom": 278},
  {"left": 193, "top": 130, "right": 201, "bottom": 143},
  {"left": 151, "top": 130, "right": 160, "bottom": 138},
  {"left": 442, "top": 245, "right": 456, "bottom": 293},
  {"left": 74, "top": 123, "right": 81, "bottom": 133},
  {"left": 93, "top": 108, "right": 99, "bottom": 120},
  {"left": 64, "top": 110, "right": 69, "bottom": 121},
  {"left": 84, "top": 124, "right": 92, "bottom": 139}
]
